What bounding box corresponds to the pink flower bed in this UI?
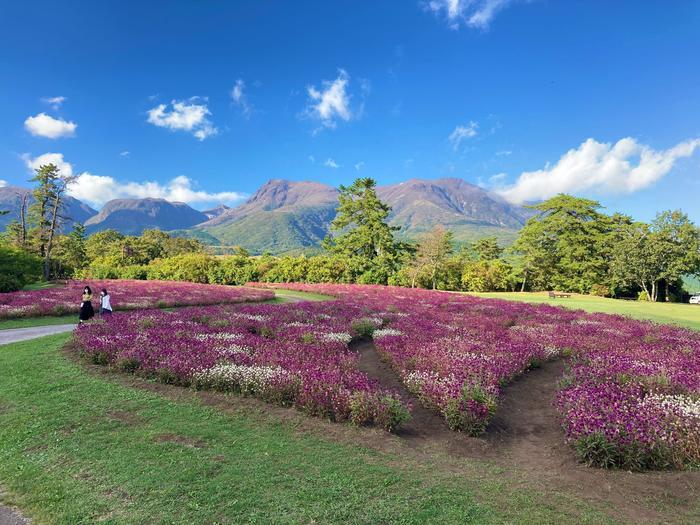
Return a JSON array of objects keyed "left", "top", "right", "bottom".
[
  {"left": 74, "top": 301, "right": 410, "bottom": 431},
  {"left": 251, "top": 283, "right": 700, "bottom": 469},
  {"left": 0, "top": 280, "right": 273, "bottom": 319}
]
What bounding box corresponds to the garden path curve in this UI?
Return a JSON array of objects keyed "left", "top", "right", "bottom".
[{"left": 0, "top": 325, "right": 75, "bottom": 346}]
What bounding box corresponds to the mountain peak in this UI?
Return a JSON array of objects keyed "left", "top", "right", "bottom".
[{"left": 85, "top": 198, "right": 207, "bottom": 235}]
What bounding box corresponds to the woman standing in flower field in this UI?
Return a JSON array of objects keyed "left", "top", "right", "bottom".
[
  {"left": 78, "top": 285, "right": 94, "bottom": 323},
  {"left": 99, "top": 288, "right": 113, "bottom": 316}
]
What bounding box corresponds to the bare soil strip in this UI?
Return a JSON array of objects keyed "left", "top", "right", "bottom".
[{"left": 351, "top": 338, "right": 700, "bottom": 524}]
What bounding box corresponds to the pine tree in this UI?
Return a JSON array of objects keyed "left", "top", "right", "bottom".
[{"left": 323, "top": 178, "right": 407, "bottom": 283}]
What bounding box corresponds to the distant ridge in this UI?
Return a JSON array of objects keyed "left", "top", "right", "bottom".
[
  {"left": 194, "top": 180, "right": 339, "bottom": 253},
  {"left": 0, "top": 185, "right": 97, "bottom": 231},
  {"left": 1, "top": 177, "right": 533, "bottom": 252},
  {"left": 85, "top": 198, "right": 208, "bottom": 235}
]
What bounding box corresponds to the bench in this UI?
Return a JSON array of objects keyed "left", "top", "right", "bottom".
[{"left": 548, "top": 291, "right": 572, "bottom": 299}]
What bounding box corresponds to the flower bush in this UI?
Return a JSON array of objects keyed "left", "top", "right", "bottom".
[
  {"left": 0, "top": 279, "right": 273, "bottom": 319},
  {"left": 251, "top": 283, "right": 700, "bottom": 469},
  {"left": 75, "top": 301, "right": 411, "bottom": 431}
]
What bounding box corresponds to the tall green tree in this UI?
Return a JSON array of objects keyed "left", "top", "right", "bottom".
[
  {"left": 56, "top": 223, "right": 88, "bottom": 274},
  {"left": 610, "top": 222, "right": 664, "bottom": 301},
  {"left": 323, "top": 178, "right": 407, "bottom": 284},
  {"left": 512, "top": 194, "right": 612, "bottom": 293},
  {"left": 27, "top": 163, "right": 75, "bottom": 280},
  {"left": 411, "top": 225, "right": 454, "bottom": 289},
  {"left": 472, "top": 237, "right": 503, "bottom": 261}
]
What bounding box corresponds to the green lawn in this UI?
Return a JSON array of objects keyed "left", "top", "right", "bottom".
[
  {"left": 21, "top": 282, "right": 57, "bottom": 291},
  {"left": 0, "top": 334, "right": 619, "bottom": 525},
  {"left": 469, "top": 292, "right": 700, "bottom": 330},
  {"left": 268, "top": 288, "right": 333, "bottom": 303},
  {"left": 0, "top": 315, "right": 77, "bottom": 330}
]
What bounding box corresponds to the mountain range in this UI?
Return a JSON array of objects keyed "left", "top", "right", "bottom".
[
  {"left": 1, "top": 178, "right": 532, "bottom": 253},
  {"left": 0, "top": 185, "right": 96, "bottom": 231}
]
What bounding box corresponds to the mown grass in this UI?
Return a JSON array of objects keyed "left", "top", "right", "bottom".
[
  {"left": 0, "top": 334, "right": 617, "bottom": 525},
  {"left": 269, "top": 289, "right": 333, "bottom": 303},
  {"left": 0, "top": 315, "right": 77, "bottom": 330},
  {"left": 469, "top": 292, "right": 700, "bottom": 330}
]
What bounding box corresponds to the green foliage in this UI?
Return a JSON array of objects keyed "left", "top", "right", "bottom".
[
  {"left": 512, "top": 195, "right": 618, "bottom": 293},
  {"left": 0, "top": 242, "right": 42, "bottom": 291},
  {"left": 146, "top": 253, "right": 218, "bottom": 283},
  {"left": 472, "top": 236, "right": 503, "bottom": 261},
  {"left": 610, "top": 211, "right": 700, "bottom": 301},
  {"left": 323, "top": 178, "right": 407, "bottom": 284},
  {"left": 574, "top": 433, "right": 673, "bottom": 471},
  {"left": 351, "top": 318, "right": 377, "bottom": 337},
  {"left": 407, "top": 225, "right": 453, "bottom": 290},
  {"left": 588, "top": 283, "right": 611, "bottom": 297},
  {"left": 461, "top": 260, "right": 514, "bottom": 292},
  {"left": 207, "top": 254, "right": 255, "bottom": 285}
]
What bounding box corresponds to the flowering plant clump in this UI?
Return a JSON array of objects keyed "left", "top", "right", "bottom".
[
  {"left": 75, "top": 300, "right": 411, "bottom": 431},
  {"left": 251, "top": 283, "right": 700, "bottom": 469},
  {"left": 0, "top": 279, "right": 273, "bottom": 319}
]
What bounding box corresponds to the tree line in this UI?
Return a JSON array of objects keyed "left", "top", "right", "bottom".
[{"left": 2, "top": 169, "right": 699, "bottom": 301}]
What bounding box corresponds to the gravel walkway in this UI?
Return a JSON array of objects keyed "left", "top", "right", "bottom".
[{"left": 0, "top": 324, "right": 75, "bottom": 346}]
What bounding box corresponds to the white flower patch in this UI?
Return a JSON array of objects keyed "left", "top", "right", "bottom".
[
  {"left": 285, "top": 321, "right": 310, "bottom": 327},
  {"left": 218, "top": 344, "right": 253, "bottom": 356},
  {"left": 544, "top": 345, "right": 560, "bottom": 358},
  {"left": 321, "top": 332, "right": 353, "bottom": 344},
  {"left": 372, "top": 328, "right": 403, "bottom": 339},
  {"left": 233, "top": 313, "right": 269, "bottom": 322},
  {"left": 316, "top": 314, "right": 332, "bottom": 320},
  {"left": 193, "top": 363, "right": 290, "bottom": 393},
  {"left": 195, "top": 332, "right": 242, "bottom": 342},
  {"left": 644, "top": 393, "right": 700, "bottom": 419}
]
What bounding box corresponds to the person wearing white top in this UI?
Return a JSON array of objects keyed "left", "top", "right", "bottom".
[{"left": 99, "top": 288, "right": 113, "bottom": 316}]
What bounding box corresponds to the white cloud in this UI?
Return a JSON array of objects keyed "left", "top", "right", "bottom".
[
  {"left": 305, "top": 69, "right": 353, "bottom": 130},
  {"left": 24, "top": 113, "right": 77, "bottom": 138},
  {"left": 449, "top": 122, "right": 478, "bottom": 150},
  {"left": 489, "top": 172, "right": 508, "bottom": 185},
  {"left": 146, "top": 98, "right": 218, "bottom": 140},
  {"left": 42, "top": 96, "right": 67, "bottom": 110},
  {"left": 69, "top": 174, "right": 245, "bottom": 207},
  {"left": 230, "top": 79, "right": 252, "bottom": 117},
  {"left": 427, "top": 0, "right": 513, "bottom": 30},
  {"left": 497, "top": 137, "right": 700, "bottom": 204},
  {"left": 354, "top": 161, "right": 365, "bottom": 171},
  {"left": 324, "top": 158, "right": 341, "bottom": 169},
  {"left": 22, "top": 152, "right": 74, "bottom": 177},
  {"left": 22, "top": 153, "right": 244, "bottom": 208},
  {"left": 496, "top": 149, "right": 512, "bottom": 156},
  {"left": 0, "top": 180, "right": 6, "bottom": 188},
  {"left": 119, "top": 151, "right": 130, "bottom": 157},
  {"left": 308, "top": 155, "right": 316, "bottom": 163}
]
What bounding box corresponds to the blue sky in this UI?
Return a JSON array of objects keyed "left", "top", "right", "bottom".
[{"left": 1, "top": 1, "right": 699, "bottom": 222}]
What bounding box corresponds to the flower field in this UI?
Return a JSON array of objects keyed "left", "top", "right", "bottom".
[
  {"left": 250, "top": 283, "right": 700, "bottom": 470},
  {"left": 0, "top": 280, "right": 273, "bottom": 319},
  {"left": 75, "top": 301, "right": 410, "bottom": 431}
]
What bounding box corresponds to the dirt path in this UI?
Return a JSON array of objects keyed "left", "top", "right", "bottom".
[
  {"left": 0, "top": 488, "right": 30, "bottom": 525},
  {"left": 351, "top": 338, "right": 700, "bottom": 524},
  {"left": 0, "top": 325, "right": 75, "bottom": 346}
]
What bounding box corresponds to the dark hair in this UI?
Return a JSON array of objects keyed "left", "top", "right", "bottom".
[
  {"left": 84, "top": 285, "right": 92, "bottom": 295},
  {"left": 101, "top": 288, "right": 108, "bottom": 295}
]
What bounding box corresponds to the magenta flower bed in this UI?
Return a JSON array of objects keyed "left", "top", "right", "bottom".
[
  {"left": 250, "top": 283, "right": 700, "bottom": 470},
  {"left": 75, "top": 301, "right": 410, "bottom": 431},
  {"left": 0, "top": 280, "right": 273, "bottom": 319}
]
